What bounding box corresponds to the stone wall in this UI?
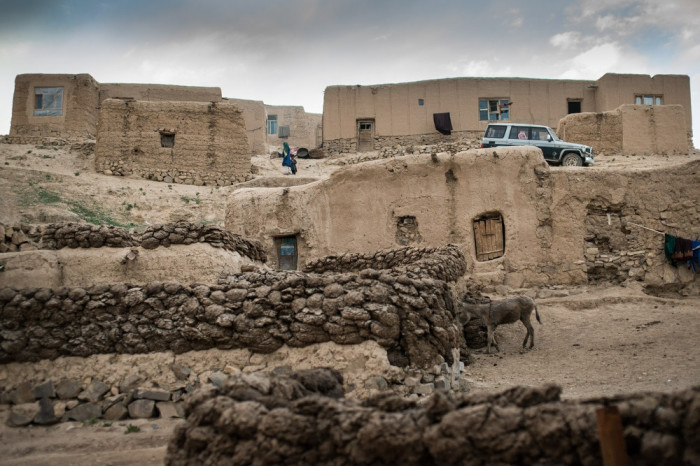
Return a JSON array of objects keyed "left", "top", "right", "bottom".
[
  {"left": 557, "top": 104, "right": 689, "bottom": 156},
  {"left": 0, "top": 221, "right": 267, "bottom": 262},
  {"left": 94, "top": 99, "right": 251, "bottom": 186},
  {"left": 166, "top": 368, "right": 700, "bottom": 466},
  {"left": 322, "top": 131, "right": 481, "bottom": 156},
  {"left": 0, "top": 244, "right": 464, "bottom": 369}
]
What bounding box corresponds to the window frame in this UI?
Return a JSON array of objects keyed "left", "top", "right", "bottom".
[
  {"left": 635, "top": 95, "right": 663, "bottom": 106},
  {"left": 479, "top": 98, "right": 510, "bottom": 121},
  {"left": 33, "top": 87, "right": 64, "bottom": 116},
  {"left": 267, "top": 115, "right": 278, "bottom": 134}
]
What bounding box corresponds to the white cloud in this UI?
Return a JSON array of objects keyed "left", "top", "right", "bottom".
[
  {"left": 549, "top": 32, "right": 582, "bottom": 50},
  {"left": 449, "top": 60, "right": 513, "bottom": 78},
  {"left": 560, "top": 42, "right": 648, "bottom": 79}
]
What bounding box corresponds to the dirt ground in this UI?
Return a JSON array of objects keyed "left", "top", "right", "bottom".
[{"left": 0, "top": 142, "right": 699, "bottom": 464}]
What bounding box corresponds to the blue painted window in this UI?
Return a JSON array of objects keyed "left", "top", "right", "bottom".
[{"left": 34, "top": 87, "right": 63, "bottom": 116}]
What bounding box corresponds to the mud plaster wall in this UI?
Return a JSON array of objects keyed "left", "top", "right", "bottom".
[
  {"left": 0, "top": 247, "right": 464, "bottom": 370},
  {"left": 99, "top": 83, "right": 221, "bottom": 104},
  {"left": 548, "top": 161, "right": 700, "bottom": 293},
  {"left": 225, "top": 147, "right": 699, "bottom": 291},
  {"left": 226, "top": 147, "right": 561, "bottom": 285},
  {"left": 265, "top": 105, "right": 322, "bottom": 151},
  {"left": 9, "top": 74, "right": 100, "bottom": 139},
  {"left": 558, "top": 104, "right": 688, "bottom": 156},
  {"left": 0, "top": 222, "right": 268, "bottom": 288},
  {"left": 94, "top": 99, "right": 251, "bottom": 186},
  {"left": 226, "top": 98, "right": 267, "bottom": 155},
  {"left": 322, "top": 73, "right": 692, "bottom": 151}
]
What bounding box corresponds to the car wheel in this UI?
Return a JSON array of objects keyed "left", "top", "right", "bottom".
[{"left": 562, "top": 153, "right": 583, "bottom": 166}]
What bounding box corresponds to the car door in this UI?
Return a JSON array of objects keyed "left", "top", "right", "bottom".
[{"left": 529, "top": 127, "right": 560, "bottom": 161}]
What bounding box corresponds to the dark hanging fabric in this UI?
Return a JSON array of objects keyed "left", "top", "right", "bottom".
[
  {"left": 664, "top": 234, "right": 676, "bottom": 261},
  {"left": 433, "top": 113, "right": 453, "bottom": 135}
]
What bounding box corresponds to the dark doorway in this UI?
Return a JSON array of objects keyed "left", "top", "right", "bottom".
[
  {"left": 277, "top": 236, "right": 298, "bottom": 270},
  {"left": 568, "top": 100, "right": 582, "bottom": 114}
]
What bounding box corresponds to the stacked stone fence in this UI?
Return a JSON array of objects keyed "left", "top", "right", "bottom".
[
  {"left": 166, "top": 368, "right": 700, "bottom": 465},
  {"left": 0, "top": 221, "right": 267, "bottom": 263},
  {"left": 1, "top": 136, "right": 96, "bottom": 154},
  {"left": 302, "top": 244, "right": 466, "bottom": 282},
  {"left": 323, "top": 132, "right": 481, "bottom": 158},
  {"left": 0, "top": 264, "right": 461, "bottom": 368}
]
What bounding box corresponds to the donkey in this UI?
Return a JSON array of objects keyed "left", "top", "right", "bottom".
[{"left": 459, "top": 295, "right": 541, "bottom": 354}]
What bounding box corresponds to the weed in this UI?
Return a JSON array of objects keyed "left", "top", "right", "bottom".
[
  {"left": 27, "top": 150, "right": 32, "bottom": 154},
  {"left": 25, "top": 188, "right": 135, "bottom": 228},
  {"left": 125, "top": 424, "right": 141, "bottom": 434},
  {"left": 102, "top": 422, "right": 112, "bottom": 427},
  {"left": 40, "top": 154, "right": 53, "bottom": 159},
  {"left": 139, "top": 187, "right": 143, "bottom": 191},
  {"left": 45, "top": 174, "right": 51, "bottom": 181},
  {"left": 125, "top": 203, "right": 136, "bottom": 211},
  {"left": 180, "top": 196, "right": 200, "bottom": 204},
  {"left": 83, "top": 417, "right": 99, "bottom": 426},
  {"left": 5, "top": 162, "right": 9, "bottom": 165},
  {"left": 53, "top": 147, "right": 58, "bottom": 151},
  {"left": 168, "top": 185, "right": 172, "bottom": 189},
  {"left": 74, "top": 172, "right": 80, "bottom": 176}
]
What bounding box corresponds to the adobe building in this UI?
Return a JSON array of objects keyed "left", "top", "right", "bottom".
[
  {"left": 8, "top": 73, "right": 223, "bottom": 143},
  {"left": 321, "top": 73, "right": 692, "bottom": 154},
  {"left": 263, "top": 104, "right": 322, "bottom": 153},
  {"left": 94, "top": 99, "right": 251, "bottom": 186},
  {"left": 225, "top": 147, "right": 699, "bottom": 294}
]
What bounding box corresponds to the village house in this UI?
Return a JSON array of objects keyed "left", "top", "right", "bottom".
[{"left": 321, "top": 73, "right": 692, "bottom": 154}]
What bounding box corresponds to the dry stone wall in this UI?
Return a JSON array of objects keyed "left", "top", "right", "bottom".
[
  {"left": 94, "top": 99, "right": 251, "bottom": 186},
  {"left": 166, "top": 368, "right": 700, "bottom": 466},
  {"left": 0, "top": 245, "right": 464, "bottom": 369},
  {"left": 323, "top": 132, "right": 481, "bottom": 157},
  {"left": 0, "top": 221, "right": 266, "bottom": 262}
]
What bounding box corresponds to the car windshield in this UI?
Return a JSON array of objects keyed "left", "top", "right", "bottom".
[{"left": 547, "top": 128, "right": 561, "bottom": 141}]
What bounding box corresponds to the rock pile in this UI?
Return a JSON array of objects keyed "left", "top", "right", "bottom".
[{"left": 166, "top": 368, "right": 700, "bottom": 465}]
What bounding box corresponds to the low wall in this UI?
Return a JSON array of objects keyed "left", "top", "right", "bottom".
[
  {"left": 0, "top": 245, "right": 465, "bottom": 369},
  {"left": 0, "top": 221, "right": 267, "bottom": 262},
  {"left": 166, "top": 368, "right": 700, "bottom": 465},
  {"left": 557, "top": 104, "right": 689, "bottom": 156},
  {"left": 322, "top": 131, "right": 481, "bottom": 156}
]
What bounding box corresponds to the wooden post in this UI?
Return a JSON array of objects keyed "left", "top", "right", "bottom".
[{"left": 596, "top": 405, "right": 628, "bottom": 466}]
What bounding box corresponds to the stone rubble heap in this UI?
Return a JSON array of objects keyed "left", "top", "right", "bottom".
[
  {"left": 166, "top": 367, "right": 700, "bottom": 466},
  {"left": 0, "top": 221, "right": 267, "bottom": 263}
]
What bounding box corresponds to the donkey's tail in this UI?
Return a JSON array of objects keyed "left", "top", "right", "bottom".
[{"left": 535, "top": 304, "right": 542, "bottom": 324}]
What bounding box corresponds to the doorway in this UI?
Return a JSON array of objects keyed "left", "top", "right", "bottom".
[
  {"left": 277, "top": 235, "right": 298, "bottom": 270},
  {"left": 357, "top": 120, "right": 374, "bottom": 152}
]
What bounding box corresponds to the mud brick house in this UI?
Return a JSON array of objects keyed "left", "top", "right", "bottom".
[
  {"left": 321, "top": 73, "right": 692, "bottom": 154},
  {"left": 94, "top": 99, "right": 251, "bottom": 186},
  {"left": 9, "top": 73, "right": 221, "bottom": 142}
]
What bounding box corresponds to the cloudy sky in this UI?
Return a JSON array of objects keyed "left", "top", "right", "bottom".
[{"left": 1, "top": 0, "right": 699, "bottom": 143}]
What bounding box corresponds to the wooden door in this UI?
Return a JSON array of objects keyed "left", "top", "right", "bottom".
[
  {"left": 473, "top": 216, "right": 505, "bottom": 261},
  {"left": 357, "top": 120, "right": 374, "bottom": 152}
]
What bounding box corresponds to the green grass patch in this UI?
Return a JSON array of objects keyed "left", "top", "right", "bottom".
[
  {"left": 125, "top": 424, "right": 141, "bottom": 434},
  {"left": 24, "top": 187, "right": 135, "bottom": 228}
]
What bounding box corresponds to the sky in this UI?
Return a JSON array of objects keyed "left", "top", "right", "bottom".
[{"left": 1, "top": 0, "right": 699, "bottom": 144}]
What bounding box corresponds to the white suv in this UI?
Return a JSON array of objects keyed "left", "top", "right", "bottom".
[{"left": 481, "top": 123, "right": 594, "bottom": 166}]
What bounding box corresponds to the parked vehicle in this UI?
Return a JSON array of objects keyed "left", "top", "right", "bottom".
[{"left": 480, "top": 123, "right": 594, "bottom": 166}]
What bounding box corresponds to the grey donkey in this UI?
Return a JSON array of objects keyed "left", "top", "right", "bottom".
[{"left": 459, "top": 295, "right": 542, "bottom": 354}]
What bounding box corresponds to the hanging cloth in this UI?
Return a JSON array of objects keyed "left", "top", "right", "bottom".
[{"left": 433, "top": 113, "right": 453, "bottom": 135}]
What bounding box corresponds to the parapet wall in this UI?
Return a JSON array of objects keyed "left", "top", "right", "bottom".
[
  {"left": 557, "top": 104, "right": 689, "bottom": 155},
  {"left": 166, "top": 368, "right": 700, "bottom": 466},
  {"left": 94, "top": 99, "right": 251, "bottom": 186}
]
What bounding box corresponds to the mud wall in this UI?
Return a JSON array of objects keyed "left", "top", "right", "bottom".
[
  {"left": 558, "top": 104, "right": 689, "bottom": 156},
  {"left": 225, "top": 147, "right": 699, "bottom": 292},
  {"left": 99, "top": 83, "right": 221, "bottom": 103},
  {"left": 166, "top": 368, "right": 700, "bottom": 466},
  {"left": 265, "top": 105, "right": 322, "bottom": 152},
  {"left": 226, "top": 98, "right": 267, "bottom": 155},
  {"left": 9, "top": 74, "right": 100, "bottom": 140},
  {"left": 94, "top": 99, "right": 251, "bottom": 185}
]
